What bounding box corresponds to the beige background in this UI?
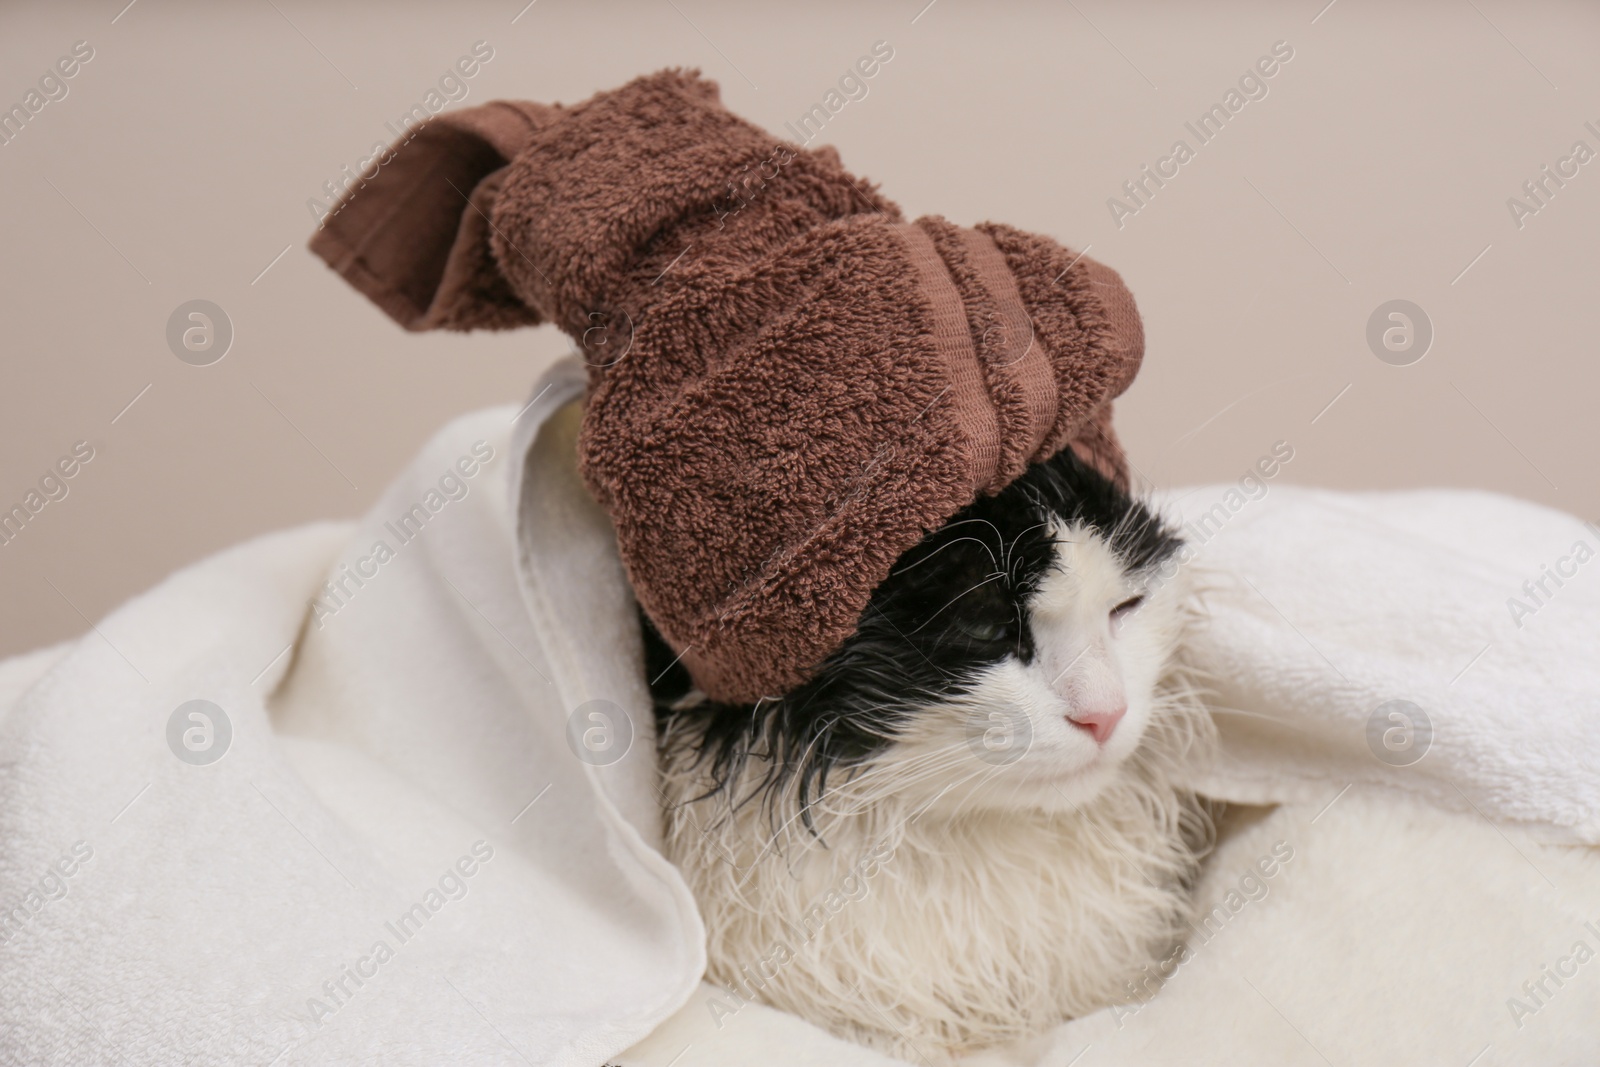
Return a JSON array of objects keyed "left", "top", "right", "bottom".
[{"left": 1, "top": 0, "right": 1595, "bottom": 659}]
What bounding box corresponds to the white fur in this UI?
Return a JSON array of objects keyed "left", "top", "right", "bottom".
[{"left": 660, "top": 524, "right": 1217, "bottom": 1059}]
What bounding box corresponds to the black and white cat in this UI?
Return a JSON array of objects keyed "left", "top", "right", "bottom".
[{"left": 643, "top": 447, "right": 1215, "bottom": 1059}]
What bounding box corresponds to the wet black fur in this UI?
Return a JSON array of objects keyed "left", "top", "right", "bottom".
[{"left": 642, "top": 447, "right": 1183, "bottom": 827}]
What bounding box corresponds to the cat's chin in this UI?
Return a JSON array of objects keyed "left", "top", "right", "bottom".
[{"left": 897, "top": 754, "right": 1129, "bottom": 819}]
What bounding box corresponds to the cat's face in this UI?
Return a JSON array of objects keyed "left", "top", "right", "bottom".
[
  {"left": 867, "top": 518, "right": 1186, "bottom": 818},
  {"left": 645, "top": 447, "right": 1187, "bottom": 827}
]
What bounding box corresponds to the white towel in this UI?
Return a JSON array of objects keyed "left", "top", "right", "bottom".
[
  {"left": 1162, "top": 480, "right": 1600, "bottom": 843},
  {"left": 0, "top": 360, "right": 701, "bottom": 1066},
  {"left": 1, "top": 355, "right": 1594, "bottom": 1065}
]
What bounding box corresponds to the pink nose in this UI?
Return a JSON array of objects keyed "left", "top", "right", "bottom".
[{"left": 1068, "top": 705, "right": 1126, "bottom": 745}]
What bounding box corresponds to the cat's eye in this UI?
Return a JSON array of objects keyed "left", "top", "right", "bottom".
[
  {"left": 956, "top": 619, "right": 1009, "bottom": 643},
  {"left": 1110, "top": 595, "right": 1145, "bottom": 622}
]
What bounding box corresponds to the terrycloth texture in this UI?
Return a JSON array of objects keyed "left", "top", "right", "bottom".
[
  {"left": 0, "top": 360, "right": 1596, "bottom": 1065},
  {"left": 0, "top": 365, "right": 702, "bottom": 1066},
  {"left": 309, "top": 69, "right": 1144, "bottom": 703},
  {"left": 309, "top": 98, "right": 554, "bottom": 332},
  {"left": 1163, "top": 482, "right": 1600, "bottom": 844}
]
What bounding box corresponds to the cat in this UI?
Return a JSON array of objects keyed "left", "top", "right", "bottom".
[{"left": 643, "top": 446, "right": 1216, "bottom": 1059}]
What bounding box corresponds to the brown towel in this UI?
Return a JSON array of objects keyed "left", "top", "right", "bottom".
[{"left": 310, "top": 69, "right": 1145, "bottom": 704}]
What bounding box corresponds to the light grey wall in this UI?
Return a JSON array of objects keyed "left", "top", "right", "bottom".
[{"left": 2, "top": 0, "right": 1595, "bottom": 658}]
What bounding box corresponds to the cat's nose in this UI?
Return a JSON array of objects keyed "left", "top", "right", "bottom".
[{"left": 1067, "top": 703, "right": 1126, "bottom": 744}]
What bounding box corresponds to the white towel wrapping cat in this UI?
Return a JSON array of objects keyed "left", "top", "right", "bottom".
[
  {"left": 1164, "top": 478, "right": 1600, "bottom": 843},
  {"left": 0, "top": 356, "right": 1595, "bottom": 1065}
]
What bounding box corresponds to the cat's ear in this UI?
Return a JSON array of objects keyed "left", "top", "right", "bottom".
[{"left": 309, "top": 100, "right": 556, "bottom": 332}]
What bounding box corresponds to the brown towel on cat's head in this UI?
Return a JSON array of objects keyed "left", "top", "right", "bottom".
[{"left": 309, "top": 69, "right": 1145, "bottom": 704}]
